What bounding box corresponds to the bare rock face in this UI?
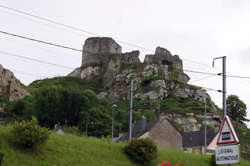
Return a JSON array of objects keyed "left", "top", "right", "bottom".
[
  {"left": 144, "top": 47, "right": 183, "bottom": 71},
  {"left": 167, "top": 113, "right": 221, "bottom": 132},
  {"left": 0, "top": 65, "right": 29, "bottom": 101},
  {"left": 119, "top": 50, "right": 140, "bottom": 64},
  {"left": 69, "top": 37, "right": 214, "bottom": 109},
  {"left": 82, "top": 37, "right": 122, "bottom": 66}
]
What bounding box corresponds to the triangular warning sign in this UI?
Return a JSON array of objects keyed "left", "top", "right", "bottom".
[{"left": 217, "top": 116, "right": 239, "bottom": 145}]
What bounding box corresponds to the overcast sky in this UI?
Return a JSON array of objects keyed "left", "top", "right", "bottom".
[{"left": 0, "top": 0, "right": 250, "bottom": 127}]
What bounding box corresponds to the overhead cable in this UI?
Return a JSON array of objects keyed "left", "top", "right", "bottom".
[
  {"left": 0, "top": 30, "right": 82, "bottom": 52},
  {"left": 0, "top": 5, "right": 153, "bottom": 52},
  {"left": 0, "top": 50, "right": 74, "bottom": 70},
  {"left": 1, "top": 30, "right": 250, "bottom": 80}
]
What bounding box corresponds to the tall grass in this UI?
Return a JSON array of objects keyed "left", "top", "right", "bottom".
[{"left": 0, "top": 125, "right": 249, "bottom": 166}]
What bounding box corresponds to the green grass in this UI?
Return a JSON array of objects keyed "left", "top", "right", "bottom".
[
  {"left": 160, "top": 97, "right": 213, "bottom": 114},
  {"left": 28, "top": 76, "right": 105, "bottom": 94},
  {"left": 0, "top": 126, "right": 249, "bottom": 166}
]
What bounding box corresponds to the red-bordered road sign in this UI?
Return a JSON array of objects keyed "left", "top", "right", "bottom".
[{"left": 217, "top": 116, "right": 239, "bottom": 145}]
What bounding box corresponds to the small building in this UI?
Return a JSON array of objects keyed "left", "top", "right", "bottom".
[
  {"left": 183, "top": 130, "right": 217, "bottom": 154},
  {"left": 120, "top": 116, "right": 183, "bottom": 150}
]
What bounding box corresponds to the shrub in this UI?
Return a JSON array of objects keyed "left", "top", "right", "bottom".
[
  {"left": 63, "top": 126, "right": 82, "bottom": 136},
  {"left": 10, "top": 117, "right": 51, "bottom": 149},
  {"left": 210, "top": 154, "right": 216, "bottom": 166},
  {"left": 124, "top": 138, "right": 157, "bottom": 165}
]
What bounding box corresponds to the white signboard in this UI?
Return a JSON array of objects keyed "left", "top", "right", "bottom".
[{"left": 216, "top": 144, "right": 240, "bottom": 165}]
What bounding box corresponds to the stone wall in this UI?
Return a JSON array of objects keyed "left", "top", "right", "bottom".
[
  {"left": 119, "top": 50, "right": 140, "bottom": 64},
  {"left": 144, "top": 47, "right": 183, "bottom": 71},
  {"left": 81, "top": 37, "right": 122, "bottom": 66}
]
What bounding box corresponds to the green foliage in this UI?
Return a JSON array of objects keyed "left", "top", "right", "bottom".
[
  {"left": 10, "top": 117, "right": 50, "bottom": 149},
  {"left": 124, "top": 138, "right": 157, "bottom": 165},
  {"left": 169, "top": 64, "right": 180, "bottom": 81},
  {"left": 28, "top": 76, "right": 104, "bottom": 93},
  {"left": 63, "top": 126, "right": 82, "bottom": 136},
  {"left": 7, "top": 79, "right": 114, "bottom": 137},
  {"left": 112, "top": 100, "right": 144, "bottom": 132},
  {"left": 160, "top": 97, "right": 211, "bottom": 114},
  {"left": 209, "top": 154, "right": 216, "bottom": 166},
  {"left": 5, "top": 96, "right": 34, "bottom": 121},
  {"left": 169, "top": 119, "right": 184, "bottom": 133},
  {"left": 143, "top": 110, "right": 157, "bottom": 122},
  {"left": 227, "top": 95, "right": 249, "bottom": 123},
  {"left": 1, "top": 125, "right": 250, "bottom": 166}
]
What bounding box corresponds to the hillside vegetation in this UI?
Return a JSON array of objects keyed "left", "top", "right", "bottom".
[
  {"left": 2, "top": 77, "right": 250, "bottom": 152},
  {"left": 0, "top": 125, "right": 249, "bottom": 166}
]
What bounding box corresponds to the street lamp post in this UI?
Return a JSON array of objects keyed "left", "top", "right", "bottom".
[{"left": 112, "top": 104, "right": 117, "bottom": 140}]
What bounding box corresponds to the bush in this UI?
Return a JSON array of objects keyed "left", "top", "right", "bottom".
[
  {"left": 10, "top": 117, "right": 51, "bottom": 149},
  {"left": 63, "top": 126, "right": 82, "bottom": 136},
  {"left": 210, "top": 154, "right": 216, "bottom": 166},
  {"left": 124, "top": 138, "right": 157, "bottom": 165}
]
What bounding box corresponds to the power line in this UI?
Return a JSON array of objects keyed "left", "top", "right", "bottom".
[
  {"left": 1, "top": 30, "right": 250, "bottom": 81},
  {"left": 0, "top": 35, "right": 79, "bottom": 56},
  {"left": 11, "top": 68, "right": 45, "bottom": 78},
  {"left": 184, "top": 69, "right": 250, "bottom": 79},
  {"left": 0, "top": 50, "right": 74, "bottom": 70},
  {"left": 184, "top": 69, "right": 220, "bottom": 76},
  {"left": 0, "top": 4, "right": 153, "bottom": 52},
  {"left": 200, "top": 86, "right": 222, "bottom": 93},
  {"left": 0, "top": 30, "right": 82, "bottom": 52},
  {"left": 0, "top": 4, "right": 236, "bottom": 71},
  {"left": 189, "top": 75, "right": 216, "bottom": 83}
]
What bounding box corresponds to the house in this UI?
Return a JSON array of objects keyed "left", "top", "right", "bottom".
[
  {"left": 183, "top": 130, "right": 218, "bottom": 154},
  {"left": 120, "top": 116, "right": 183, "bottom": 150}
]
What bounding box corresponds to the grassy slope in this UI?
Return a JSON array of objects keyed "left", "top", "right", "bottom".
[
  {"left": 0, "top": 126, "right": 250, "bottom": 166},
  {"left": 27, "top": 77, "right": 250, "bottom": 155},
  {"left": 28, "top": 76, "right": 104, "bottom": 93}
]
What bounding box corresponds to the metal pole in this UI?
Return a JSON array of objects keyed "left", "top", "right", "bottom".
[
  {"left": 213, "top": 56, "right": 230, "bottom": 166},
  {"left": 204, "top": 96, "right": 207, "bottom": 155},
  {"left": 213, "top": 56, "right": 226, "bottom": 119},
  {"left": 112, "top": 108, "right": 114, "bottom": 140},
  {"left": 85, "top": 122, "right": 88, "bottom": 136},
  {"left": 129, "top": 77, "right": 134, "bottom": 141},
  {"left": 222, "top": 57, "right": 230, "bottom": 166},
  {"left": 222, "top": 56, "right": 227, "bottom": 119}
]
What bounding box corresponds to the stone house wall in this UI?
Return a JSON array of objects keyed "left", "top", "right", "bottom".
[{"left": 140, "top": 119, "right": 183, "bottom": 150}]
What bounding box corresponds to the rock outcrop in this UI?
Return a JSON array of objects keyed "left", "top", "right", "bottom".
[
  {"left": 69, "top": 37, "right": 193, "bottom": 101},
  {"left": 69, "top": 37, "right": 221, "bottom": 132},
  {"left": 0, "top": 65, "right": 29, "bottom": 101}
]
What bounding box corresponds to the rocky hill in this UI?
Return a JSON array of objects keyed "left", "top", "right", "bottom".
[
  {"left": 0, "top": 65, "right": 29, "bottom": 102},
  {"left": 69, "top": 37, "right": 221, "bottom": 132},
  {"left": 0, "top": 65, "right": 29, "bottom": 116}
]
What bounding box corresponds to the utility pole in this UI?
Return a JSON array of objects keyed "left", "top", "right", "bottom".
[
  {"left": 204, "top": 96, "right": 207, "bottom": 155},
  {"left": 213, "top": 56, "right": 227, "bottom": 119},
  {"left": 129, "top": 77, "right": 134, "bottom": 141},
  {"left": 213, "top": 56, "right": 230, "bottom": 166}
]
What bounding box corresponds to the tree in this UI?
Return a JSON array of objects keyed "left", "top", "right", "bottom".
[{"left": 226, "top": 95, "right": 249, "bottom": 124}]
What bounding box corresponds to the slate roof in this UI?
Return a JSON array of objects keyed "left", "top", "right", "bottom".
[
  {"left": 183, "top": 130, "right": 217, "bottom": 147},
  {"left": 119, "top": 117, "right": 183, "bottom": 141},
  {"left": 119, "top": 118, "right": 159, "bottom": 141}
]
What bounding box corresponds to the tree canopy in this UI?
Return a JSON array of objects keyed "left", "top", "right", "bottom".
[{"left": 226, "top": 95, "right": 249, "bottom": 124}]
